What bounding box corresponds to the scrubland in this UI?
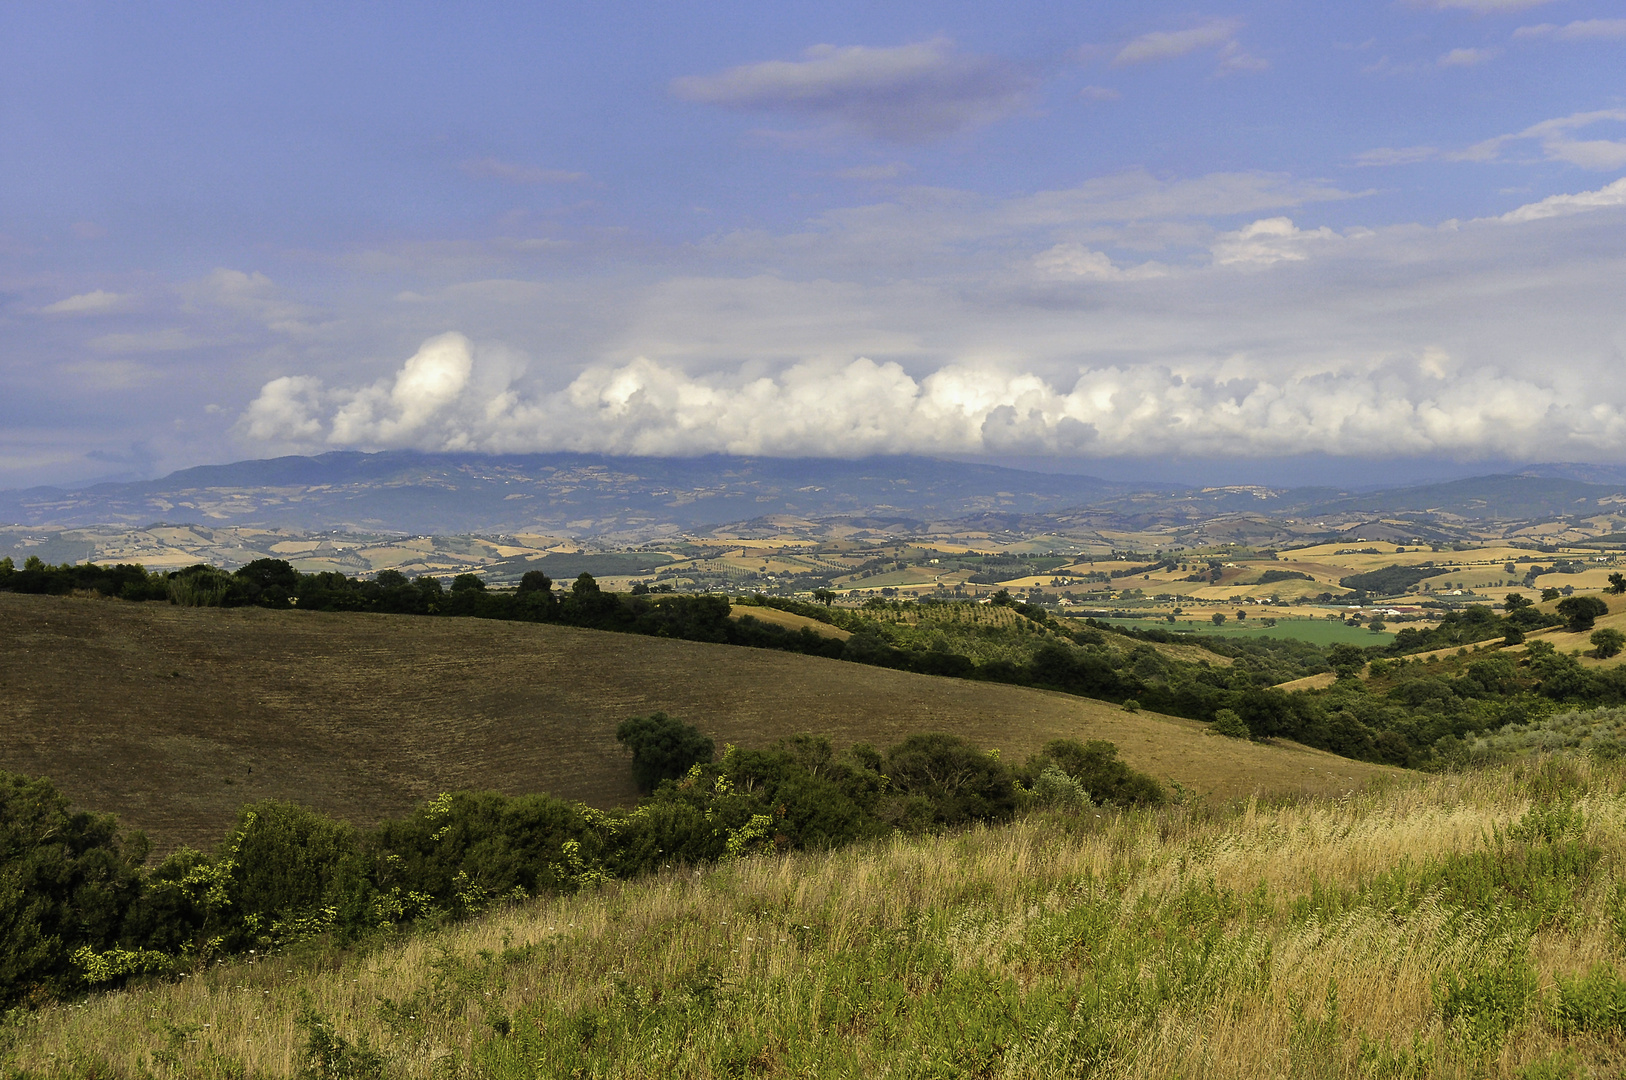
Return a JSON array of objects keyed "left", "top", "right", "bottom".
[{"left": 7, "top": 757, "right": 1626, "bottom": 1079}]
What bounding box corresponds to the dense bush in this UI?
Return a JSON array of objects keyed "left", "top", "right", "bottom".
[
  {"left": 615, "top": 713, "right": 716, "bottom": 794},
  {"left": 2, "top": 722, "right": 1169, "bottom": 1006}
]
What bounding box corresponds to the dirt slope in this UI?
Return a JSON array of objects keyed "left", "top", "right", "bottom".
[{"left": 0, "top": 594, "right": 1400, "bottom": 851}]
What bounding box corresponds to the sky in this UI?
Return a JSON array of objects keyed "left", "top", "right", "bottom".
[{"left": 3, "top": 1, "right": 1625, "bottom": 489}]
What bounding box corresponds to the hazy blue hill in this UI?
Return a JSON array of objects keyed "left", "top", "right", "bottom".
[
  {"left": 0, "top": 452, "right": 1130, "bottom": 535},
  {"left": 1301, "top": 474, "right": 1626, "bottom": 520}
]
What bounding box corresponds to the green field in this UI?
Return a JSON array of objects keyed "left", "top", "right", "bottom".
[{"left": 1091, "top": 616, "right": 1395, "bottom": 647}]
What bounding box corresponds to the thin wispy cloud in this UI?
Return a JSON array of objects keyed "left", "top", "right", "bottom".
[
  {"left": 1514, "top": 19, "right": 1626, "bottom": 40},
  {"left": 1353, "top": 146, "right": 1439, "bottom": 167},
  {"left": 39, "top": 290, "right": 133, "bottom": 316},
  {"left": 1356, "top": 108, "right": 1626, "bottom": 170},
  {"left": 671, "top": 38, "right": 1034, "bottom": 142},
  {"left": 1437, "top": 46, "right": 1499, "bottom": 66},
  {"left": 1459, "top": 108, "right": 1626, "bottom": 168},
  {"left": 1110, "top": 18, "right": 1266, "bottom": 73}
]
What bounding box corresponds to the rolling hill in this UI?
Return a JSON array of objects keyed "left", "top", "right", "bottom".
[{"left": 0, "top": 594, "right": 1397, "bottom": 852}]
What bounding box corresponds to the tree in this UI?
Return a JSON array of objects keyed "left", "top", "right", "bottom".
[
  {"left": 1211, "top": 612, "right": 1226, "bottom": 626},
  {"left": 1327, "top": 643, "right": 1366, "bottom": 678},
  {"left": 517, "top": 571, "right": 553, "bottom": 594},
  {"left": 615, "top": 713, "right": 715, "bottom": 794},
  {"left": 812, "top": 589, "right": 836, "bottom": 607},
  {"left": 1504, "top": 593, "right": 1532, "bottom": 612},
  {"left": 1591, "top": 627, "right": 1625, "bottom": 660},
  {"left": 450, "top": 573, "right": 486, "bottom": 593},
  {"left": 1609, "top": 572, "right": 1626, "bottom": 595},
  {"left": 1541, "top": 588, "right": 1561, "bottom": 602},
  {"left": 1556, "top": 595, "right": 1609, "bottom": 632},
  {"left": 1368, "top": 618, "right": 1386, "bottom": 633}
]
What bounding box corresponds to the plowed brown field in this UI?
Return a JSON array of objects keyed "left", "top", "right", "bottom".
[{"left": 0, "top": 594, "right": 1400, "bottom": 851}]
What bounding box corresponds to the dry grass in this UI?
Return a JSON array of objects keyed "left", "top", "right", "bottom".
[
  {"left": 7, "top": 758, "right": 1624, "bottom": 1078},
  {"left": 0, "top": 594, "right": 1393, "bottom": 853}
]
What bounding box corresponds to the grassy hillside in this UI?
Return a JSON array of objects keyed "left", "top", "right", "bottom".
[
  {"left": 0, "top": 594, "right": 1394, "bottom": 852},
  {"left": 8, "top": 757, "right": 1624, "bottom": 1078}
]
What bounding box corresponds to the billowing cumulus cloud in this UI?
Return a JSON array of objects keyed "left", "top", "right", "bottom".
[
  {"left": 239, "top": 337, "right": 1626, "bottom": 462},
  {"left": 670, "top": 38, "right": 1035, "bottom": 141}
]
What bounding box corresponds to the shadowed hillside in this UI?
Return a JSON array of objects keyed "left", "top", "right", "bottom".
[{"left": 0, "top": 594, "right": 1397, "bottom": 851}]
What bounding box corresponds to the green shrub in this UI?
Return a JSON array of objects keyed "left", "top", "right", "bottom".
[
  {"left": 883, "top": 733, "right": 1017, "bottom": 828},
  {"left": 1435, "top": 954, "right": 1536, "bottom": 1055},
  {"left": 0, "top": 771, "right": 145, "bottom": 1004},
  {"left": 1029, "top": 765, "right": 1091, "bottom": 810},
  {"left": 1025, "top": 739, "right": 1165, "bottom": 807},
  {"left": 616, "top": 713, "right": 716, "bottom": 794},
  {"left": 1550, "top": 964, "right": 1626, "bottom": 1035},
  {"left": 1211, "top": 709, "right": 1251, "bottom": 739},
  {"left": 1590, "top": 627, "right": 1624, "bottom": 659}
]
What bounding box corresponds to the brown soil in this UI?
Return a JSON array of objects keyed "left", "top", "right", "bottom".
[{"left": 0, "top": 594, "right": 1401, "bottom": 853}]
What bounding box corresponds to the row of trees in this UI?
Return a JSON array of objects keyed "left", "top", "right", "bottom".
[
  {"left": 7, "top": 555, "right": 1625, "bottom": 770},
  {"left": 0, "top": 722, "right": 1161, "bottom": 1007}
]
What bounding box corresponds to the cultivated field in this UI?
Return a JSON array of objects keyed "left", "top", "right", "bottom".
[
  {"left": 9, "top": 758, "right": 1623, "bottom": 1079},
  {"left": 0, "top": 594, "right": 1396, "bottom": 852}
]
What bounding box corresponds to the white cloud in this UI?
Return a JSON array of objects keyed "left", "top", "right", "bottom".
[
  {"left": 327, "top": 332, "right": 480, "bottom": 446},
  {"left": 237, "top": 375, "right": 327, "bottom": 444},
  {"left": 1114, "top": 19, "right": 1239, "bottom": 64},
  {"left": 185, "top": 268, "right": 322, "bottom": 335},
  {"left": 1033, "top": 243, "right": 1166, "bottom": 280},
  {"left": 1210, "top": 217, "right": 1346, "bottom": 266},
  {"left": 1437, "top": 46, "right": 1499, "bottom": 66},
  {"left": 40, "top": 289, "right": 133, "bottom": 315},
  {"left": 237, "top": 331, "right": 1626, "bottom": 462},
  {"left": 1438, "top": 108, "right": 1626, "bottom": 169},
  {"left": 460, "top": 158, "right": 587, "bottom": 184},
  {"left": 1497, "top": 177, "right": 1626, "bottom": 222},
  {"left": 1354, "top": 146, "right": 1439, "bottom": 166},
  {"left": 1513, "top": 18, "right": 1626, "bottom": 39},
  {"left": 671, "top": 37, "right": 1034, "bottom": 142}
]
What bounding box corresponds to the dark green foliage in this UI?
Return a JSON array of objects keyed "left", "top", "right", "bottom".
[
  {"left": 1556, "top": 595, "right": 1608, "bottom": 631},
  {"left": 0, "top": 772, "right": 146, "bottom": 1005},
  {"left": 1256, "top": 569, "right": 1312, "bottom": 584},
  {"left": 882, "top": 734, "right": 1018, "bottom": 827},
  {"left": 615, "top": 713, "right": 717, "bottom": 794},
  {"left": 1339, "top": 564, "right": 1437, "bottom": 596},
  {"left": 1022, "top": 739, "right": 1165, "bottom": 806},
  {"left": 228, "top": 802, "right": 364, "bottom": 937},
  {"left": 1591, "top": 628, "right": 1625, "bottom": 659}
]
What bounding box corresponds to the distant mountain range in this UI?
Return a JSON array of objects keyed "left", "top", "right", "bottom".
[{"left": 2, "top": 451, "right": 1625, "bottom": 543}]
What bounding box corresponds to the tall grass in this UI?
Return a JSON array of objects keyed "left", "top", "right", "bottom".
[{"left": 7, "top": 758, "right": 1626, "bottom": 1078}]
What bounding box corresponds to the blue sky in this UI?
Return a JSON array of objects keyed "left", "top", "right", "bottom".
[{"left": 3, "top": 1, "right": 1625, "bottom": 487}]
